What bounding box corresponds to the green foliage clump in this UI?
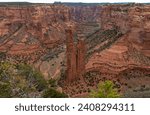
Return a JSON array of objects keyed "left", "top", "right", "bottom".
[
  {"left": 0, "top": 52, "right": 6, "bottom": 58},
  {"left": 42, "top": 88, "right": 68, "bottom": 98},
  {"left": 48, "top": 78, "right": 57, "bottom": 87},
  {"left": 0, "top": 61, "right": 49, "bottom": 97},
  {"left": 0, "top": 61, "right": 68, "bottom": 98},
  {"left": 90, "top": 80, "right": 121, "bottom": 98},
  {"left": 0, "top": 61, "right": 12, "bottom": 82},
  {"left": 0, "top": 82, "right": 12, "bottom": 97},
  {"left": 0, "top": 62, "right": 14, "bottom": 97},
  {"left": 16, "top": 63, "right": 47, "bottom": 91}
]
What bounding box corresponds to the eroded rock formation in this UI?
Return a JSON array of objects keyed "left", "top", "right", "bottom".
[
  {"left": 76, "top": 37, "right": 86, "bottom": 78},
  {"left": 65, "top": 29, "right": 86, "bottom": 82},
  {"left": 0, "top": 3, "right": 150, "bottom": 97},
  {"left": 65, "top": 29, "right": 77, "bottom": 82}
]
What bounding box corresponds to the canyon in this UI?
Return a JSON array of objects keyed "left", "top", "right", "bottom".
[{"left": 0, "top": 2, "right": 150, "bottom": 97}]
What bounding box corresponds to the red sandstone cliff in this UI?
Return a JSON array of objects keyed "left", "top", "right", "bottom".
[
  {"left": 87, "top": 4, "right": 150, "bottom": 72},
  {"left": 0, "top": 3, "right": 150, "bottom": 97},
  {"left": 84, "top": 4, "right": 150, "bottom": 97},
  {"left": 0, "top": 4, "right": 103, "bottom": 79}
]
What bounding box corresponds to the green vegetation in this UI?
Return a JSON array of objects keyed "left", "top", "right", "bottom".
[
  {"left": 42, "top": 88, "right": 68, "bottom": 98},
  {"left": 90, "top": 80, "right": 121, "bottom": 98},
  {"left": 0, "top": 82, "right": 12, "bottom": 97},
  {"left": 0, "top": 61, "right": 67, "bottom": 98},
  {"left": 0, "top": 52, "right": 6, "bottom": 58},
  {"left": 0, "top": 61, "right": 13, "bottom": 97},
  {"left": 16, "top": 63, "right": 47, "bottom": 91},
  {"left": 48, "top": 78, "right": 57, "bottom": 87},
  {"left": 0, "top": 61, "right": 14, "bottom": 83}
]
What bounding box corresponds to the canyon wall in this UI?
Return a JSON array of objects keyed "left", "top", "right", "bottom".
[
  {"left": 85, "top": 4, "right": 150, "bottom": 97},
  {"left": 0, "top": 4, "right": 71, "bottom": 79},
  {"left": 89, "top": 4, "right": 150, "bottom": 71},
  {"left": 0, "top": 4, "right": 101, "bottom": 80},
  {"left": 0, "top": 3, "right": 150, "bottom": 97},
  {"left": 100, "top": 4, "right": 150, "bottom": 56},
  {"left": 70, "top": 6, "right": 101, "bottom": 22}
]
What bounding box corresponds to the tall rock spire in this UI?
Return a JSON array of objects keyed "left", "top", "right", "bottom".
[
  {"left": 65, "top": 29, "right": 77, "bottom": 82},
  {"left": 76, "top": 34, "right": 86, "bottom": 79},
  {"left": 65, "top": 29, "right": 86, "bottom": 82}
]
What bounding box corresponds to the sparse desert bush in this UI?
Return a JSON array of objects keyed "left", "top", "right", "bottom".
[
  {"left": 48, "top": 78, "right": 57, "bottom": 87},
  {"left": 16, "top": 63, "right": 47, "bottom": 91},
  {"left": 89, "top": 80, "right": 121, "bottom": 98},
  {"left": 42, "top": 88, "right": 68, "bottom": 98},
  {"left": 0, "top": 82, "right": 12, "bottom": 98},
  {"left": 0, "top": 61, "right": 49, "bottom": 97}
]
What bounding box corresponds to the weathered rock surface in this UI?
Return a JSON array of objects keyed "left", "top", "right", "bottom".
[
  {"left": 0, "top": 4, "right": 102, "bottom": 80},
  {"left": 85, "top": 4, "right": 150, "bottom": 97},
  {"left": 0, "top": 3, "right": 150, "bottom": 97}
]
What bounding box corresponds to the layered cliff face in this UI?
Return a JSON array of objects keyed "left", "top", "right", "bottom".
[
  {"left": 70, "top": 6, "right": 101, "bottom": 22},
  {"left": 87, "top": 4, "right": 150, "bottom": 72},
  {"left": 0, "top": 5, "right": 70, "bottom": 79},
  {"left": 87, "top": 4, "right": 150, "bottom": 73},
  {"left": 85, "top": 4, "right": 150, "bottom": 97},
  {"left": 0, "top": 3, "right": 150, "bottom": 97},
  {"left": 100, "top": 4, "right": 150, "bottom": 55},
  {"left": 0, "top": 4, "right": 103, "bottom": 80}
]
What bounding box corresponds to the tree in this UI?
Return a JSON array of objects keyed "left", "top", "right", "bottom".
[
  {"left": 42, "top": 88, "right": 68, "bottom": 98},
  {"left": 0, "top": 82, "right": 12, "bottom": 97},
  {"left": 48, "top": 78, "right": 57, "bottom": 87},
  {"left": 16, "top": 63, "right": 47, "bottom": 91},
  {"left": 89, "top": 80, "right": 121, "bottom": 98},
  {"left": 0, "top": 62, "right": 49, "bottom": 97}
]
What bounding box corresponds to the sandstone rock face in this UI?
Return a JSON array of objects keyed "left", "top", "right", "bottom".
[
  {"left": 0, "top": 4, "right": 71, "bottom": 80},
  {"left": 65, "top": 29, "right": 86, "bottom": 82},
  {"left": 90, "top": 4, "right": 150, "bottom": 70},
  {"left": 85, "top": 4, "right": 150, "bottom": 97},
  {"left": 0, "top": 4, "right": 102, "bottom": 80},
  {"left": 76, "top": 38, "right": 86, "bottom": 78},
  {"left": 0, "top": 3, "right": 150, "bottom": 97},
  {"left": 65, "top": 29, "right": 77, "bottom": 82},
  {"left": 100, "top": 4, "right": 150, "bottom": 56},
  {"left": 70, "top": 6, "right": 101, "bottom": 22}
]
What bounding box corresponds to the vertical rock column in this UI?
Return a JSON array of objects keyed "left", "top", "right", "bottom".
[
  {"left": 65, "top": 29, "right": 77, "bottom": 82},
  {"left": 76, "top": 36, "right": 86, "bottom": 79}
]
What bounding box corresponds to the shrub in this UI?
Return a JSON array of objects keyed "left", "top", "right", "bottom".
[
  {"left": 16, "top": 63, "right": 47, "bottom": 91},
  {"left": 0, "top": 62, "right": 49, "bottom": 97},
  {"left": 0, "top": 61, "right": 13, "bottom": 83},
  {"left": 0, "top": 52, "right": 6, "bottom": 58},
  {"left": 48, "top": 78, "right": 57, "bottom": 87},
  {"left": 89, "top": 80, "right": 121, "bottom": 98},
  {"left": 0, "top": 82, "right": 12, "bottom": 98},
  {"left": 42, "top": 88, "right": 68, "bottom": 98}
]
